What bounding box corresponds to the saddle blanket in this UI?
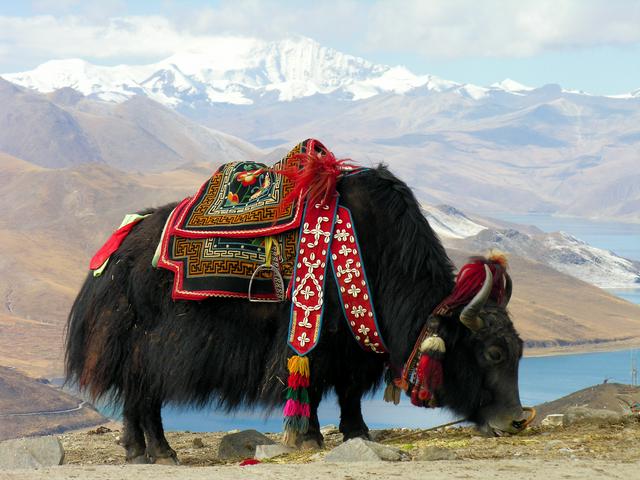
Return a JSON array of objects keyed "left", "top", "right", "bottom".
[{"left": 155, "top": 139, "right": 327, "bottom": 300}]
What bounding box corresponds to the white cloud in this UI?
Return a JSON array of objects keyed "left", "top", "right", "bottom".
[{"left": 1, "top": 0, "right": 639, "bottom": 71}]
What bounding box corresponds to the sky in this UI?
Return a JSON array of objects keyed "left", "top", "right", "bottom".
[{"left": 0, "top": 0, "right": 639, "bottom": 95}]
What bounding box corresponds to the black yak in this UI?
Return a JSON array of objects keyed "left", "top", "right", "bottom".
[{"left": 66, "top": 165, "right": 527, "bottom": 464}]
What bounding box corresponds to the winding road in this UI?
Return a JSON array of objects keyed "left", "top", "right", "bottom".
[{"left": 0, "top": 401, "right": 87, "bottom": 418}]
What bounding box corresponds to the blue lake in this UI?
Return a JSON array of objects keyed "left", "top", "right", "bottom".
[{"left": 103, "top": 214, "right": 640, "bottom": 433}]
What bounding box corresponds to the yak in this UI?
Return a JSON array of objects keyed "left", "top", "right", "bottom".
[{"left": 66, "top": 165, "right": 527, "bottom": 464}]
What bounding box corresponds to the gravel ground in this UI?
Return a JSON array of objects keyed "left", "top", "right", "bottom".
[{"left": 1, "top": 418, "right": 639, "bottom": 479}]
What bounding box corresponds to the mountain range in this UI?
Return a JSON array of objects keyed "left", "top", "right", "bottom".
[{"left": 3, "top": 35, "right": 639, "bottom": 222}]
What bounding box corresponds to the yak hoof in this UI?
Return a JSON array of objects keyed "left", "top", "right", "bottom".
[
  {"left": 153, "top": 455, "right": 180, "bottom": 465},
  {"left": 126, "top": 455, "right": 150, "bottom": 464},
  {"left": 299, "top": 438, "right": 322, "bottom": 450}
]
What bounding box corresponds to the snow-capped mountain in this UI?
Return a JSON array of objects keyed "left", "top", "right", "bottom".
[
  {"left": 428, "top": 204, "right": 640, "bottom": 289},
  {"left": 2, "top": 35, "right": 580, "bottom": 107}
]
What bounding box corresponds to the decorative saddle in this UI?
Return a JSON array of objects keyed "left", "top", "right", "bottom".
[{"left": 154, "top": 139, "right": 322, "bottom": 301}]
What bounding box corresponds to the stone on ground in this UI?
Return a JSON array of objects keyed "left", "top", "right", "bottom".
[
  {"left": 414, "top": 446, "right": 457, "bottom": 461},
  {"left": 217, "top": 430, "right": 275, "bottom": 460},
  {"left": 320, "top": 424, "right": 339, "bottom": 435},
  {"left": 541, "top": 414, "right": 566, "bottom": 427},
  {"left": 0, "top": 436, "right": 65, "bottom": 469},
  {"left": 324, "top": 438, "right": 401, "bottom": 462},
  {"left": 254, "top": 444, "right": 294, "bottom": 460}
]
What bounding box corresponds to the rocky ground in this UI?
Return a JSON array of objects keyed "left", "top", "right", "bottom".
[
  {"left": 2, "top": 419, "right": 640, "bottom": 479},
  {"left": 2, "top": 384, "right": 640, "bottom": 479}
]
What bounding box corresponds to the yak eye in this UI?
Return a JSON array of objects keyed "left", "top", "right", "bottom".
[{"left": 486, "top": 346, "right": 504, "bottom": 364}]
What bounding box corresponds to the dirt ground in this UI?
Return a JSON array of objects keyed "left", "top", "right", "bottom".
[
  {"left": 2, "top": 416, "right": 635, "bottom": 479},
  {"left": 56, "top": 418, "right": 640, "bottom": 466},
  {"left": 2, "top": 459, "right": 640, "bottom": 480}
]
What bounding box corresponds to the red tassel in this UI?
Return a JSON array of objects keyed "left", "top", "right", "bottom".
[
  {"left": 415, "top": 353, "right": 443, "bottom": 406},
  {"left": 275, "top": 146, "right": 355, "bottom": 209}
]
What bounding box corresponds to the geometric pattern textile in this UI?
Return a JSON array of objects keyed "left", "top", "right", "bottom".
[
  {"left": 157, "top": 197, "right": 299, "bottom": 301},
  {"left": 156, "top": 139, "right": 327, "bottom": 300},
  {"left": 171, "top": 139, "right": 325, "bottom": 238}
]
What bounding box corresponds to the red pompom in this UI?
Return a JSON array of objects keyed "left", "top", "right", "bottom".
[{"left": 275, "top": 144, "right": 355, "bottom": 209}]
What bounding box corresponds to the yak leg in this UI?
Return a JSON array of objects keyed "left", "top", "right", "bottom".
[
  {"left": 121, "top": 400, "right": 148, "bottom": 464},
  {"left": 283, "top": 387, "right": 324, "bottom": 449},
  {"left": 335, "top": 382, "right": 370, "bottom": 442},
  {"left": 299, "top": 387, "right": 324, "bottom": 449},
  {"left": 140, "top": 400, "right": 178, "bottom": 465}
]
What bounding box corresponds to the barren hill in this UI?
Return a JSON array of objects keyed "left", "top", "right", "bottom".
[
  {"left": 0, "top": 366, "right": 106, "bottom": 441},
  {"left": 0, "top": 79, "right": 261, "bottom": 172},
  {"left": 532, "top": 383, "right": 640, "bottom": 425}
]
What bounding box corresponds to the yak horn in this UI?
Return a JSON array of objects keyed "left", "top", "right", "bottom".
[
  {"left": 460, "top": 265, "right": 493, "bottom": 332},
  {"left": 500, "top": 272, "right": 512, "bottom": 308}
]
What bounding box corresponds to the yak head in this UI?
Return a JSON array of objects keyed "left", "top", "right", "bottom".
[{"left": 437, "top": 260, "right": 528, "bottom": 436}]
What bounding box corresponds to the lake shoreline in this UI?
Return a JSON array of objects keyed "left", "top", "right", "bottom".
[{"left": 524, "top": 338, "right": 640, "bottom": 358}]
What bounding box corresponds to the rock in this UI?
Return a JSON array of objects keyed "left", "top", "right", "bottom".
[
  {"left": 254, "top": 444, "right": 293, "bottom": 460},
  {"left": 541, "top": 414, "right": 566, "bottom": 427},
  {"left": 368, "top": 430, "right": 385, "bottom": 442},
  {"left": 414, "top": 446, "right": 457, "bottom": 461},
  {"left": 192, "top": 437, "right": 204, "bottom": 448},
  {"left": 88, "top": 426, "right": 112, "bottom": 435},
  {"left": 320, "top": 424, "right": 339, "bottom": 435},
  {"left": 324, "top": 438, "right": 401, "bottom": 462},
  {"left": 565, "top": 406, "right": 623, "bottom": 425},
  {"left": 0, "top": 436, "right": 65, "bottom": 469},
  {"left": 217, "top": 430, "right": 275, "bottom": 460}
]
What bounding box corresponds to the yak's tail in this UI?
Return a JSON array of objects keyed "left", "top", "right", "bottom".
[{"left": 65, "top": 266, "right": 135, "bottom": 403}]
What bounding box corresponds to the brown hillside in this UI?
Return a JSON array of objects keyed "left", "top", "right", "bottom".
[
  {"left": 0, "top": 366, "right": 106, "bottom": 441},
  {"left": 532, "top": 383, "right": 640, "bottom": 424}
]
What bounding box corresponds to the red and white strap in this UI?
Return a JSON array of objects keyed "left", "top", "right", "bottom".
[{"left": 331, "top": 206, "right": 387, "bottom": 354}]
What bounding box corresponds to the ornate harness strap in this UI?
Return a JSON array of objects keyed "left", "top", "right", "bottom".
[
  {"left": 283, "top": 160, "right": 387, "bottom": 442},
  {"left": 288, "top": 196, "right": 339, "bottom": 355},
  {"left": 331, "top": 206, "right": 387, "bottom": 354}
]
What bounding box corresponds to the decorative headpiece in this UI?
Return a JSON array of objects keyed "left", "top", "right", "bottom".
[{"left": 393, "top": 250, "right": 512, "bottom": 408}]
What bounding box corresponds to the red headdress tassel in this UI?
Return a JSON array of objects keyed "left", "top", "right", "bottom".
[
  {"left": 275, "top": 148, "right": 355, "bottom": 210},
  {"left": 282, "top": 355, "right": 311, "bottom": 445}
]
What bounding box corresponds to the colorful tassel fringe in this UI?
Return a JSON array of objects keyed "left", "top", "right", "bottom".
[{"left": 283, "top": 355, "right": 311, "bottom": 443}]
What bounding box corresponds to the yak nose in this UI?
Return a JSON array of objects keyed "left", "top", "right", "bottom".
[
  {"left": 512, "top": 407, "right": 537, "bottom": 431},
  {"left": 511, "top": 418, "right": 527, "bottom": 430}
]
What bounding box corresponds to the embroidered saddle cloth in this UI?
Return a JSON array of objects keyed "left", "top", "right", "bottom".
[{"left": 155, "top": 139, "right": 325, "bottom": 300}]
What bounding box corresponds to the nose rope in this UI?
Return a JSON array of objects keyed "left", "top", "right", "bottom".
[{"left": 381, "top": 406, "right": 536, "bottom": 444}]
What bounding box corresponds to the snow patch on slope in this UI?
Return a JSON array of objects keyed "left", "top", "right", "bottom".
[
  {"left": 543, "top": 232, "right": 640, "bottom": 288},
  {"left": 422, "top": 204, "right": 487, "bottom": 239}
]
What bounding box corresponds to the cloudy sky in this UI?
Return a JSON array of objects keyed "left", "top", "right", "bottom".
[{"left": 1, "top": 0, "right": 639, "bottom": 95}]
